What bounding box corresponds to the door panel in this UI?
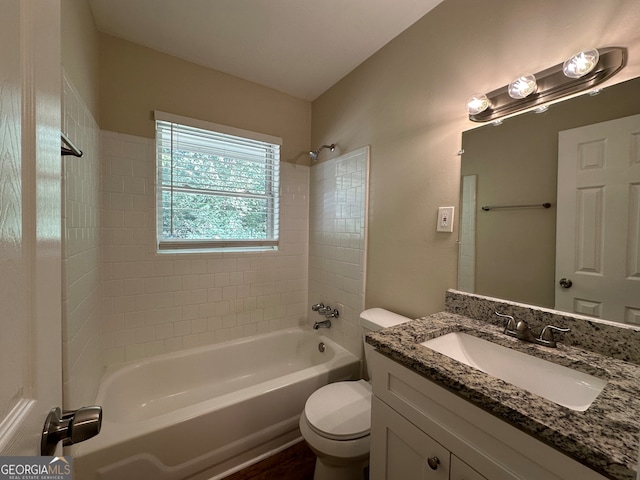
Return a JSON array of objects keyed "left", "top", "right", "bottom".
[
  {"left": 556, "top": 114, "right": 640, "bottom": 323},
  {"left": 0, "top": 0, "right": 62, "bottom": 455}
]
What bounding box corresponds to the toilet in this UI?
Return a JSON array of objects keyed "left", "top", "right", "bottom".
[{"left": 299, "top": 308, "right": 411, "bottom": 480}]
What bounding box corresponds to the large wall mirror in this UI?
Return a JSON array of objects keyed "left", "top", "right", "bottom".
[{"left": 459, "top": 76, "right": 640, "bottom": 325}]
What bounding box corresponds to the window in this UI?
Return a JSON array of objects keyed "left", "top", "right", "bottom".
[{"left": 155, "top": 111, "right": 281, "bottom": 252}]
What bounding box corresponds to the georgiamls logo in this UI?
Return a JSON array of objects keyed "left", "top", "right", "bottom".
[
  {"left": 48, "top": 457, "right": 71, "bottom": 474},
  {"left": 0, "top": 456, "right": 72, "bottom": 478}
]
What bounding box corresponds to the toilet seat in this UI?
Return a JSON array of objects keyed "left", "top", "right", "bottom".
[{"left": 304, "top": 380, "right": 371, "bottom": 441}]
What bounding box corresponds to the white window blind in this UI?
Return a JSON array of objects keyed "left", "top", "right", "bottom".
[{"left": 155, "top": 112, "right": 280, "bottom": 251}]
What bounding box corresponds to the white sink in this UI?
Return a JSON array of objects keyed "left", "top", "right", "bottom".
[{"left": 420, "top": 332, "right": 606, "bottom": 411}]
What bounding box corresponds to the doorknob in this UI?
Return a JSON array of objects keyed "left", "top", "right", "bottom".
[
  {"left": 559, "top": 278, "right": 573, "bottom": 288},
  {"left": 41, "top": 406, "right": 102, "bottom": 456}
]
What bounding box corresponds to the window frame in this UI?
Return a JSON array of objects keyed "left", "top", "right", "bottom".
[{"left": 154, "top": 111, "right": 281, "bottom": 253}]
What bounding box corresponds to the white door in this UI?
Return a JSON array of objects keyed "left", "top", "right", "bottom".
[
  {"left": 556, "top": 114, "right": 640, "bottom": 324},
  {"left": 0, "top": 0, "right": 63, "bottom": 455}
]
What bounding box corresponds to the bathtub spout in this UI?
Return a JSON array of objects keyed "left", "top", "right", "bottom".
[{"left": 313, "top": 319, "right": 332, "bottom": 330}]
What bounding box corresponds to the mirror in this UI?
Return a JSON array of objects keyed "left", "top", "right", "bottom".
[{"left": 459, "top": 76, "right": 640, "bottom": 324}]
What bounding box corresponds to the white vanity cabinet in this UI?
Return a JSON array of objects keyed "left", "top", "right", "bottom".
[
  {"left": 450, "top": 455, "right": 487, "bottom": 480},
  {"left": 369, "top": 350, "right": 609, "bottom": 480},
  {"left": 372, "top": 396, "right": 485, "bottom": 479}
]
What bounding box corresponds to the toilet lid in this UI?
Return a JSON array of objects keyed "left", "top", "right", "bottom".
[{"left": 304, "top": 380, "right": 371, "bottom": 441}]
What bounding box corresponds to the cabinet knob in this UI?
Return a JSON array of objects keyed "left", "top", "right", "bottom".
[{"left": 427, "top": 456, "right": 440, "bottom": 470}]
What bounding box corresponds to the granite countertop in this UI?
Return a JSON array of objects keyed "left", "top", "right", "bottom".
[{"left": 367, "top": 311, "right": 640, "bottom": 480}]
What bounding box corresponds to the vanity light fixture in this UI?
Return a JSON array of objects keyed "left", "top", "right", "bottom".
[
  {"left": 563, "top": 49, "right": 599, "bottom": 78},
  {"left": 508, "top": 73, "right": 537, "bottom": 99},
  {"left": 466, "top": 93, "right": 491, "bottom": 115},
  {"left": 467, "top": 46, "right": 625, "bottom": 122}
]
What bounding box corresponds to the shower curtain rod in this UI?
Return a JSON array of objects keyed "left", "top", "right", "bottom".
[{"left": 61, "top": 131, "right": 83, "bottom": 157}]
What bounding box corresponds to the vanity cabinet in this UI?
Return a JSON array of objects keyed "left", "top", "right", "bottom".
[
  {"left": 369, "top": 350, "right": 608, "bottom": 480},
  {"left": 450, "top": 456, "right": 487, "bottom": 480},
  {"left": 372, "top": 396, "right": 486, "bottom": 479}
]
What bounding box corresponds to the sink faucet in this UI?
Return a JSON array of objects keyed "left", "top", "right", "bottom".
[
  {"left": 537, "top": 325, "right": 571, "bottom": 348},
  {"left": 496, "top": 312, "right": 517, "bottom": 335},
  {"left": 495, "top": 312, "right": 570, "bottom": 348}
]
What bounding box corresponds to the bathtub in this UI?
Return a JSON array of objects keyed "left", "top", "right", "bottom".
[{"left": 73, "top": 327, "right": 360, "bottom": 480}]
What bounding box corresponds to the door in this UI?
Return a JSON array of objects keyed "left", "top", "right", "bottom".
[
  {"left": 556, "top": 114, "right": 640, "bottom": 323},
  {"left": 0, "top": 0, "right": 62, "bottom": 455}
]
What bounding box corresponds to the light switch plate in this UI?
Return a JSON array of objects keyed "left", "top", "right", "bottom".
[{"left": 437, "top": 206, "right": 455, "bottom": 232}]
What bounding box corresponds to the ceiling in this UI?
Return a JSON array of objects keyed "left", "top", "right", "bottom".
[{"left": 88, "top": 0, "right": 444, "bottom": 101}]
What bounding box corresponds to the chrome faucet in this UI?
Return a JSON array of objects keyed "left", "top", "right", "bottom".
[
  {"left": 311, "top": 303, "right": 339, "bottom": 318},
  {"left": 496, "top": 312, "right": 517, "bottom": 335},
  {"left": 311, "top": 303, "right": 338, "bottom": 329},
  {"left": 496, "top": 312, "right": 570, "bottom": 348},
  {"left": 323, "top": 308, "right": 339, "bottom": 319},
  {"left": 312, "top": 303, "right": 332, "bottom": 315},
  {"left": 537, "top": 325, "right": 571, "bottom": 348},
  {"left": 313, "top": 319, "right": 332, "bottom": 329}
]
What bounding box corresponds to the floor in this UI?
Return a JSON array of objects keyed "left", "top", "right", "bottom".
[{"left": 225, "top": 441, "right": 316, "bottom": 480}]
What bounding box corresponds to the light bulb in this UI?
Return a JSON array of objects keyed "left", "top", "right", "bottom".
[
  {"left": 563, "top": 49, "right": 600, "bottom": 78},
  {"left": 466, "top": 93, "right": 490, "bottom": 115},
  {"left": 508, "top": 73, "right": 537, "bottom": 99}
]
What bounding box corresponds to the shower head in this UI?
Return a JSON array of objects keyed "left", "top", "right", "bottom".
[{"left": 309, "top": 143, "right": 336, "bottom": 161}]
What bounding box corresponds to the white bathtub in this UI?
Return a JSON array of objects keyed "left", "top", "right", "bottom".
[{"left": 73, "top": 327, "right": 360, "bottom": 480}]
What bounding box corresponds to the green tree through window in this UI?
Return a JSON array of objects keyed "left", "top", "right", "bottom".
[{"left": 156, "top": 114, "right": 280, "bottom": 251}]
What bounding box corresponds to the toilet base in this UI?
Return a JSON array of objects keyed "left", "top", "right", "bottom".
[{"left": 313, "top": 455, "right": 368, "bottom": 480}]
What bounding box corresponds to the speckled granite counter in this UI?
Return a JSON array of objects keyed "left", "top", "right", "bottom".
[{"left": 367, "top": 291, "right": 640, "bottom": 480}]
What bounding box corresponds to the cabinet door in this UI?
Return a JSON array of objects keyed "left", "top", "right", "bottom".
[
  {"left": 451, "top": 455, "right": 487, "bottom": 480},
  {"left": 371, "top": 397, "right": 450, "bottom": 480}
]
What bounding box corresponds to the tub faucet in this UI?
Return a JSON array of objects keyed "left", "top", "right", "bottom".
[
  {"left": 312, "top": 303, "right": 333, "bottom": 315},
  {"left": 324, "top": 308, "right": 340, "bottom": 319},
  {"left": 313, "top": 319, "right": 332, "bottom": 329}
]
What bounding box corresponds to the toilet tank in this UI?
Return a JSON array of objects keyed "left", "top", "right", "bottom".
[{"left": 360, "top": 308, "right": 412, "bottom": 379}]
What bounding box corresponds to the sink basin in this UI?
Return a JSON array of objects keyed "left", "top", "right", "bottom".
[{"left": 420, "top": 332, "right": 606, "bottom": 411}]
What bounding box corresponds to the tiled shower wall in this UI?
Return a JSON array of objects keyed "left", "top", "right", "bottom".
[
  {"left": 308, "top": 147, "right": 369, "bottom": 357},
  {"left": 100, "top": 131, "right": 310, "bottom": 365},
  {"left": 62, "top": 74, "right": 102, "bottom": 408},
  {"left": 457, "top": 174, "right": 477, "bottom": 293}
]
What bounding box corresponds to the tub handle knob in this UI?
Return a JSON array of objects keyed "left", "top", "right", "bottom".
[{"left": 41, "top": 405, "right": 103, "bottom": 456}]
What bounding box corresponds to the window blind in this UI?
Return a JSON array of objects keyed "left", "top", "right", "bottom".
[{"left": 155, "top": 113, "right": 280, "bottom": 251}]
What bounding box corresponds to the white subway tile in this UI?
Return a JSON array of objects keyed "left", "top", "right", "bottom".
[{"left": 100, "top": 131, "right": 313, "bottom": 365}]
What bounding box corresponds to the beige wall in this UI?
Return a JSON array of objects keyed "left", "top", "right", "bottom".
[
  {"left": 311, "top": 0, "right": 640, "bottom": 319},
  {"left": 99, "top": 34, "right": 311, "bottom": 164},
  {"left": 61, "top": 0, "right": 100, "bottom": 118}
]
